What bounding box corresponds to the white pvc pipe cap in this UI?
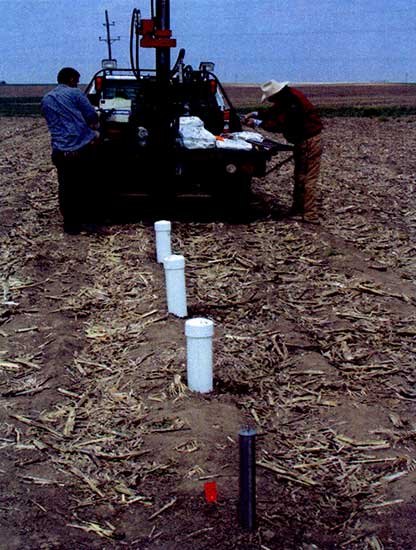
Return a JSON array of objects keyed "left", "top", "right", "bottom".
[
  {"left": 185, "top": 317, "right": 214, "bottom": 338},
  {"left": 163, "top": 254, "right": 185, "bottom": 270},
  {"left": 154, "top": 220, "right": 171, "bottom": 232},
  {"left": 155, "top": 220, "right": 172, "bottom": 263}
]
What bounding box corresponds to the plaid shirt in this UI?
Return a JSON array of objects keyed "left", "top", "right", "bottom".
[{"left": 259, "top": 87, "right": 322, "bottom": 144}]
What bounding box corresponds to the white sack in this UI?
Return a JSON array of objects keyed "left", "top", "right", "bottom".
[
  {"left": 179, "top": 116, "right": 216, "bottom": 149},
  {"left": 216, "top": 139, "right": 252, "bottom": 151},
  {"left": 231, "top": 131, "right": 264, "bottom": 143},
  {"left": 179, "top": 116, "right": 204, "bottom": 128}
]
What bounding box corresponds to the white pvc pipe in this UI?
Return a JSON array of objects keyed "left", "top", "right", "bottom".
[
  {"left": 185, "top": 318, "right": 214, "bottom": 393},
  {"left": 154, "top": 220, "right": 172, "bottom": 263},
  {"left": 163, "top": 254, "right": 188, "bottom": 317}
]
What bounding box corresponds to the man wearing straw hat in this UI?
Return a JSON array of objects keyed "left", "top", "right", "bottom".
[{"left": 244, "top": 80, "right": 323, "bottom": 224}]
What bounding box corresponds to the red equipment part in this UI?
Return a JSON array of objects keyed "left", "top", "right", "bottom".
[
  {"left": 95, "top": 76, "right": 104, "bottom": 91},
  {"left": 140, "top": 18, "right": 177, "bottom": 48},
  {"left": 223, "top": 109, "right": 230, "bottom": 133}
]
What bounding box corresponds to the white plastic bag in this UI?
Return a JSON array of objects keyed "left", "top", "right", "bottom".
[
  {"left": 179, "top": 116, "right": 216, "bottom": 149},
  {"left": 216, "top": 138, "right": 252, "bottom": 151},
  {"left": 231, "top": 131, "right": 264, "bottom": 143},
  {"left": 179, "top": 116, "right": 204, "bottom": 128}
]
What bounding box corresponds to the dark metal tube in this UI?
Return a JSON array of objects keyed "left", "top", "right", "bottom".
[
  {"left": 156, "top": 0, "right": 170, "bottom": 29},
  {"left": 156, "top": 0, "right": 171, "bottom": 81},
  {"left": 153, "top": 0, "right": 173, "bottom": 159},
  {"left": 238, "top": 428, "right": 256, "bottom": 531}
]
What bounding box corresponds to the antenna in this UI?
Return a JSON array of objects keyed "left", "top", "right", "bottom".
[{"left": 99, "top": 10, "right": 120, "bottom": 60}]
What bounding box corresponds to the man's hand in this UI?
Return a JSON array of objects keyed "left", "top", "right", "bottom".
[
  {"left": 243, "top": 112, "right": 261, "bottom": 128},
  {"left": 243, "top": 112, "right": 256, "bottom": 122}
]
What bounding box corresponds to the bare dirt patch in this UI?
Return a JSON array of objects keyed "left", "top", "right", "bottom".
[{"left": 0, "top": 115, "right": 415, "bottom": 550}]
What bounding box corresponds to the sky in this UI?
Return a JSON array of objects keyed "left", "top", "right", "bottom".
[{"left": 0, "top": 0, "right": 415, "bottom": 84}]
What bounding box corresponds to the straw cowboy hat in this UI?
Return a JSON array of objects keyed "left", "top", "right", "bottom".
[{"left": 260, "top": 80, "right": 289, "bottom": 103}]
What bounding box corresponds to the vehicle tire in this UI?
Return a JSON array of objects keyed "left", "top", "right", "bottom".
[{"left": 219, "top": 174, "right": 252, "bottom": 221}]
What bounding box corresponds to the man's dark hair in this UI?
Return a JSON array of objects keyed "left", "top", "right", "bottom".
[{"left": 57, "top": 67, "right": 80, "bottom": 84}]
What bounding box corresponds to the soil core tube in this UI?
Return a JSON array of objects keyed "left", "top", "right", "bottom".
[
  {"left": 238, "top": 427, "right": 256, "bottom": 531},
  {"left": 185, "top": 318, "right": 214, "bottom": 392},
  {"left": 154, "top": 220, "right": 172, "bottom": 263},
  {"left": 163, "top": 254, "right": 187, "bottom": 317}
]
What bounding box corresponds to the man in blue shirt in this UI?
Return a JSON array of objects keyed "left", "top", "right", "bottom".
[{"left": 42, "top": 67, "right": 103, "bottom": 235}]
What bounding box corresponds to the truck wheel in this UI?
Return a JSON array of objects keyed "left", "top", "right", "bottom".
[{"left": 221, "top": 175, "right": 252, "bottom": 221}]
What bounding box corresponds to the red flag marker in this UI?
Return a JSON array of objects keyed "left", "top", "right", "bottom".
[{"left": 204, "top": 481, "right": 218, "bottom": 503}]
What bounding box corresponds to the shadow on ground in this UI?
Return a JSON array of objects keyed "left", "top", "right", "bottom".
[{"left": 102, "top": 192, "right": 288, "bottom": 226}]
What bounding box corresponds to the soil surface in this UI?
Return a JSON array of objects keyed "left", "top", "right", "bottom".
[
  {"left": 0, "top": 114, "right": 416, "bottom": 550},
  {"left": 225, "top": 83, "right": 416, "bottom": 109}
]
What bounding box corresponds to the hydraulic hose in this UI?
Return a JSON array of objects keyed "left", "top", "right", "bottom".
[
  {"left": 170, "top": 48, "right": 186, "bottom": 78},
  {"left": 130, "top": 8, "right": 141, "bottom": 79}
]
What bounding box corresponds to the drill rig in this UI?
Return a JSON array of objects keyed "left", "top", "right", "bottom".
[{"left": 85, "top": 1, "right": 289, "bottom": 207}]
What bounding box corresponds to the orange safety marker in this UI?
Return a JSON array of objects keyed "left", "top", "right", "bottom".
[{"left": 204, "top": 481, "right": 218, "bottom": 503}]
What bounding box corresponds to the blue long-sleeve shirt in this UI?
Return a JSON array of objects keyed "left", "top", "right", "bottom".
[{"left": 41, "top": 84, "right": 98, "bottom": 152}]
